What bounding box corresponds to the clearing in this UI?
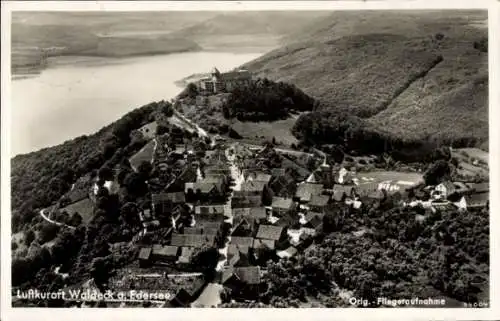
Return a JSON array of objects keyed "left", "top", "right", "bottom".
[
  {"left": 60, "top": 198, "right": 95, "bottom": 224},
  {"left": 229, "top": 114, "right": 302, "bottom": 147},
  {"left": 129, "top": 140, "right": 156, "bottom": 171}
]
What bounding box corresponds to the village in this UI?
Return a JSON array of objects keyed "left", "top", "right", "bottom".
[{"left": 25, "top": 67, "right": 490, "bottom": 308}]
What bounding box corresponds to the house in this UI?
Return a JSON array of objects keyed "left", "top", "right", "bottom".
[
  {"left": 232, "top": 207, "right": 267, "bottom": 220},
  {"left": 277, "top": 246, "right": 298, "bottom": 259},
  {"left": 256, "top": 225, "right": 286, "bottom": 243},
  {"left": 355, "top": 182, "right": 379, "bottom": 197},
  {"left": 198, "top": 221, "right": 222, "bottom": 235},
  {"left": 222, "top": 266, "right": 261, "bottom": 299},
  {"left": 240, "top": 181, "right": 268, "bottom": 195},
  {"left": 332, "top": 185, "right": 356, "bottom": 202},
  {"left": 308, "top": 194, "right": 330, "bottom": 212},
  {"left": 170, "top": 278, "right": 207, "bottom": 307},
  {"left": 465, "top": 192, "right": 489, "bottom": 209},
  {"left": 188, "top": 181, "right": 226, "bottom": 201},
  {"left": 252, "top": 238, "right": 276, "bottom": 251},
  {"left": 170, "top": 233, "right": 216, "bottom": 248},
  {"left": 151, "top": 245, "right": 179, "bottom": 262},
  {"left": 178, "top": 247, "right": 196, "bottom": 265},
  {"left": 334, "top": 167, "right": 355, "bottom": 184},
  {"left": 271, "top": 197, "right": 295, "bottom": 216},
  {"left": 197, "top": 67, "right": 252, "bottom": 94},
  {"left": 138, "top": 247, "right": 152, "bottom": 267},
  {"left": 194, "top": 205, "right": 226, "bottom": 216},
  {"left": 433, "top": 181, "right": 456, "bottom": 199},
  {"left": 302, "top": 214, "right": 324, "bottom": 236},
  {"left": 168, "top": 167, "right": 197, "bottom": 192},
  {"left": 227, "top": 247, "right": 250, "bottom": 267},
  {"left": 230, "top": 236, "right": 254, "bottom": 249},
  {"left": 243, "top": 171, "right": 272, "bottom": 184},
  {"left": 294, "top": 183, "right": 324, "bottom": 203},
  {"left": 231, "top": 194, "right": 262, "bottom": 209},
  {"left": 231, "top": 217, "right": 257, "bottom": 237},
  {"left": 151, "top": 192, "right": 186, "bottom": 216}
]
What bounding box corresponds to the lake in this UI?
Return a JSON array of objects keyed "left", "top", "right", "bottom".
[{"left": 11, "top": 51, "right": 262, "bottom": 157}]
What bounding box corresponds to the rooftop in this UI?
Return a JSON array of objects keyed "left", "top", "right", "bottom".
[
  {"left": 256, "top": 225, "right": 284, "bottom": 241},
  {"left": 271, "top": 197, "right": 294, "bottom": 210}
]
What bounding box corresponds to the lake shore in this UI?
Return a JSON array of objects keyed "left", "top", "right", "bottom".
[{"left": 11, "top": 51, "right": 263, "bottom": 157}]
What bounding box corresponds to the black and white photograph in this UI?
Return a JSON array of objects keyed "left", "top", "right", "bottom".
[{"left": 1, "top": 0, "right": 498, "bottom": 318}]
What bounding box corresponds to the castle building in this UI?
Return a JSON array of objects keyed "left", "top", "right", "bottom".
[{"left": 197, "top": 67, "right": 252, "bottom": 94}]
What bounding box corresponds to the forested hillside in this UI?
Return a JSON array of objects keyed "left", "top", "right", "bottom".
[{"left": 244, "top": 10, "right": 488, "bottom": 149}]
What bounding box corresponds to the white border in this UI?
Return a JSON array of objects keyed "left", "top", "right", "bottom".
[{"left": 1, "top": 1, "right": 499, "bottom": 321}]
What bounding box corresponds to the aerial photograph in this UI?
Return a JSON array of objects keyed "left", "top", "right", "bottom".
[{"left": 8, "top": 8, "right": 489, "bottom": 308}]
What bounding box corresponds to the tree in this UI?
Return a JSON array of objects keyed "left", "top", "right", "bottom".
[
  {"left": 25, "top": 229, "right": 36, "bottom": 246},
  {"left": 161, "top": 102, "right": 174, "bottom": 117},
  {"left": 424, "top": 160, "right": 451, "bottom": 185},
  {"left": 98, "top": 166, "right": 114, "bottom": 181},
  {"left": 191, "top": 246, "right": 219, "bottom": 279},
  {"left": 69, "top": 212, "right": 83, "bottom": 227},
  {"left": 38, "top": 223, "right": 60, "bottom": 244},
  {"left": 137, "top": 161, "right": 153, "bottom": 179},
  {"left": 90, "top": 257, "right": 113, "bottom": 288}
]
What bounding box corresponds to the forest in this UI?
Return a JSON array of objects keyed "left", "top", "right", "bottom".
[
  {"left": 222, "top": 78, "right": 316, "bottom": 121},
  {"left": 292, "top": 111, "right": 484, "bottom": 163},
  {"left": 258, "top": 201, "right": 489, "bottom": 307},
  {"left": 10, "top": 101, "right": 167, "bottom": 233}
]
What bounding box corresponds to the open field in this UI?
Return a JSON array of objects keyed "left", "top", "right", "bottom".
[
  {"left": 138, "top": 121, "right": 158, "bottom": 140},
  {"left": 230, "top": 116, "right": 300, "bottom": 147},
  {"left": 454, "top": 147, "right": 489, "bottom": 166},
  {"left": 129, "top": 140, "right": 156, "bottom": 171},
  {"left": 356, "top": 171, "right": 424, "bottom": 190},
  {"left": 60, "top": 198, "right": 94, "bottom": 224}
]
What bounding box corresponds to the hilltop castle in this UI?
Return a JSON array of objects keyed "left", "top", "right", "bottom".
[{"left": 197, "top": 67, "right": 252, "bottom": 94}]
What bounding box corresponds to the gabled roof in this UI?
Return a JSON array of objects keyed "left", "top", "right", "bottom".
[
  {"left": 332, "top": 185, "right": 355, "bottom": 201},
  {"left": 305, "top": 215, "right": 323, "bottom": 229},
  {"left": 234, "top": 266, "right": 261, "bottom": 285},
  {"left": 170, "top": 234, "right": 216, "bottom": 247},
  {"left": 309, "top": 194, "right": 330, "bottom": 207},
  {"left": 138, "top": 247, "right": 152, "bottom": 260},
  {"left": 438, "top": 181, "right": 456, "bottom": 192},
  {"left": 152, "top": 245, "right": 179, "bottom": 257},
  {"left": 178, "top": 247, "right": 195, "bottom": 263},
  {"left": 231, "top": 195, "right": 262, "bottom": 208},
  {"left": 232, "top": 207, "right": 267, "bottom": 219},
  {"left": 192, "top": 182, "right": 221, "bottom": 194},
  {"left": 230, "top": 236, "right": 254, "bottom": 247},
  {"left": 194, "top": 205, "right": 226, "bottom": 215},
  {"left": 295, "top": 183, "right": 324, "bottom": 201},
  {"left": 240, "top": 181, "right": 267, "bottom": 193},
  {"left": 256, "top": 225, "right": 284, "bottom": 241},
  {"left": 271, "top": 197, "right": 294, "bottom": 210},
  {"left": 228, "top": 243, "right": 250, "bottom": 255},
  {"left": 252, "top": 238, "right": 275, "bottom": 250}
]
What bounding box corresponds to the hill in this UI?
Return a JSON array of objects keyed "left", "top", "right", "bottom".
[
  {"left": 170, "top": 11, "right": 331, "bottom": 51},
  {"left": 244, "top": 10, "right": 488, "bottom": 148}
]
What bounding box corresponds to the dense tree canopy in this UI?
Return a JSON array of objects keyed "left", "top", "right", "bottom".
[{"left": 222, "top": 78, "right": 316, "bottom": 121}]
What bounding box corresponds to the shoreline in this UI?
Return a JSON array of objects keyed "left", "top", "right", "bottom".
[{"left": 11, "top": 47, "right": 268, "bottom": 79}]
